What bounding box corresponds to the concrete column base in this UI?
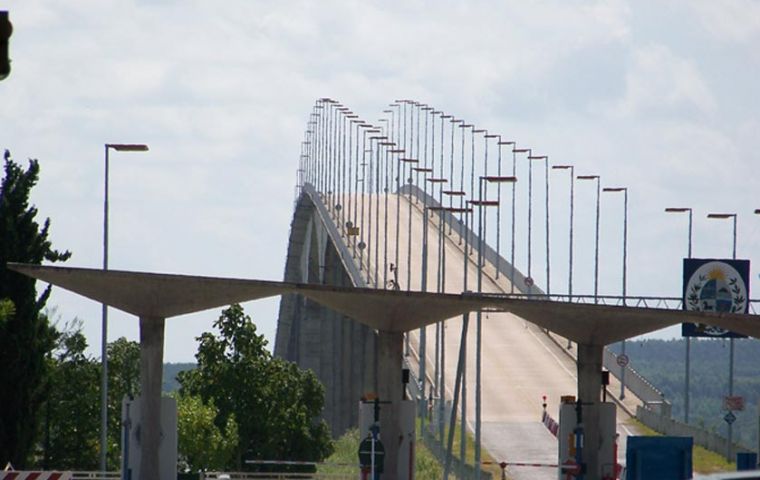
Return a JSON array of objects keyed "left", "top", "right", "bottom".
[
  {"left": 577, "top": 343, "right": 603, "bottom": 480},
  {"left": 139, "top": 316, "right": 166, "bottom": 480},
  {"left": 377, "top": 330, "right": 403, "bottom": 480}
]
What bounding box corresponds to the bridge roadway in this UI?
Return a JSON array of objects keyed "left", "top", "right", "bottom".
[{"left": 330, "top": 190, "right": 642, "bottom": 479}]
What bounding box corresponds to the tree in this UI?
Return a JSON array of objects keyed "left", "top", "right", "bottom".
[
  {"left": 41, "top": 319, "right": 99, "bottom": 470},
  {"left": 178, "top": 304, "right": 333, "bottom": 470},
  {"left": 105, "top": 337, "right": 140, "bottom": 469},
  {"left": 0, "top": 150, "right": 71, "bottom": 466},
  {"left": 175, "top": 393, "right": 238, "bottom": 472}
]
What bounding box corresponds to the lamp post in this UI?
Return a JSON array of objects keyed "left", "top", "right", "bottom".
[
  {"left": 603, "top": 186, "right": 628, "bottom": 399},
  {"left": 552, "top": 165, "right": 574, "bottom": 348},
  {"left": 513, "top": 148, "right": 533, "bottom": 288},
  {"left": 706, "top": 212, "right": 738, "bottom": 460},
  {"left": 529, "top": 155, "right": 550, "bottom": 296},
  {"left": 101, "top": 143, "right": 149, "bottom": 473},
  {"left": 577, "top": 175, "right": 601, "bottom": 303},
  {"left": 472, "top": 175, "right": 517, "bottom": 479},
  {"left": 665, "top": 207, "right": 693, "bottom": 423}
]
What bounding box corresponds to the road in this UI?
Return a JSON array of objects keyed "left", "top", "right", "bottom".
[{"left": 339, "top": 192, "right": 641, "bottom": 479}]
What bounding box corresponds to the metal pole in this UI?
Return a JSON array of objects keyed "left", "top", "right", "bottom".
[
  {"left": 707, "top": 211, "right": 739, "bottom": 459},
  {"left": 604, "top": 186, "right": 628, "bottom": 398},
  {"left": 594, "top": 178, "right": 600, "bottom": 303},
  {"left": 552, "top": 165, "right": 574, "bottom": 347},
  {"left": 510, "top": 148, "right": 517, "bottom": 293},
  {"left": 100, "top": 144, "right": 110, "bottom": 474},
  {"left": 667, "top": 206, "right": 693, "bottom": 422},
  {"left": 730, "top": 213, "right": 737, "bottom": 461}
]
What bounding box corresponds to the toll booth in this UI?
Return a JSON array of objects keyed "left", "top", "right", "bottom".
[
  {"left": 359, "top": 399, "right": 416, "bottom": 480},
  {"left": 121, "top": 396, "right": 177, "bottom": 480},
  {"left": 557, "top": 396, "right": 617, "bottom": 479}
]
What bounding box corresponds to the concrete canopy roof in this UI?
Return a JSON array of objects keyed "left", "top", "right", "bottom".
[{"left": 9, "top": 263, "right": 760, "bottom": 345}]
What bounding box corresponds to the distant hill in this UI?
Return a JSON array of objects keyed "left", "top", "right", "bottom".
[
  {"left": 610, "top": 338, "right": 760, "bottom": 449},
  {"left": 163, "top": 362, "right": 196, "bottom": 393}
]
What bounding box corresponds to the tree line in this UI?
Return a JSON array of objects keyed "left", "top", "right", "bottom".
[
  {"left": 0, "top": 151, "right": 333, "bottom": 472},
  {"left": 610, "top": 337, "right": 760, "bottom": 449}
]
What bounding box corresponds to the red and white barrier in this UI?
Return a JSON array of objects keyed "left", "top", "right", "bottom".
[
  {"left": 541, "top": 410, "right": 559, "bottom": 437},
  {"left": 0, "top": 473, "right": 72, "bottom": 480}
]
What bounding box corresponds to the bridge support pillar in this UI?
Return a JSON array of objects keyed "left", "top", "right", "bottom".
[
  {"left": 377, "top": 330, "right": 404, "bottom": 480},
  {"left": 139, "top": 315, "right": 166, "bottom": 480},
  {"left": 577, "top": 342, "right": 604, "bottom": 480}
]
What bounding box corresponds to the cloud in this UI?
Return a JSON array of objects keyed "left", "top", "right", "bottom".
[
  {"left": 692, "top": 0, "right": 760, "bottom": 43},
  {"left": 612, "top": 44, "right": 717, "bottom": 118}
]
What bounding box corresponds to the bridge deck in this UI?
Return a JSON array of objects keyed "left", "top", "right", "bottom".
[{"left": 329, "top": 191, "right": 641, "bottom": 478}]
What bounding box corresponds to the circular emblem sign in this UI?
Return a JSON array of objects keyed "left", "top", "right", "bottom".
[{"left": 684, "top": 261, "right": 748, "bottom": 336}]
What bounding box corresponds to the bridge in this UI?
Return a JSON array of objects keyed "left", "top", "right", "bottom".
[{"left": 10, "top": 98, "right": 760, "bottom": 480}]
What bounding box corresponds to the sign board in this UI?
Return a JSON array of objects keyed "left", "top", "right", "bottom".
[
  {"left": 358, "top": 435, "right": 385, "bottom": 473},
  {"left": 616, "top": 354, "right": 629, "bottom": 368},
  {"left": 724, "top": 412, "right": 737, "bottom": 425},
  {"left": 724, "top": 396, "right": 745, "bottom": 411},
  {"left": 682, "top": 258, "right": 750, "bottom": 338}
]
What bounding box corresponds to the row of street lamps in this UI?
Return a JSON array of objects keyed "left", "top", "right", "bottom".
[{"left": 300, "top": 98, "right": 760, "bottom": 472}]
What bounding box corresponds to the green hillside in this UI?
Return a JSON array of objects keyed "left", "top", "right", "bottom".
[
  {"left": 163, "top": 362, "right": 196, "bottom": 392},
  {"left": 610, "top": 338, "right": 760, "bottom": 449}
]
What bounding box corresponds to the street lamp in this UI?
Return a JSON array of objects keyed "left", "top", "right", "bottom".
[
  {"left": 101, "top": 143, "right": 149, "bottom": 473},
  {"left": 706, "top": 211, "right": 738, "bottom": 460},
  {"left": 577, "top": 175, "right": 601, "bottom": 303},
  {"left": 603, "top": 186, "right": 628, "bottom": 399},
  {"left": 472, "top": 175, "right": 516, "bottom": 479},
  {"left": 513, "top": 148, "right": 533, "bottom": 288},
  {"left": 665, "top": 207, "right": 693, "bottom": 423},
  {"left": 529, "top": 154, "right": 550, "bottom": 296},
  {"left": 552, "top": 165, "right": 574, "bottom": 348}
]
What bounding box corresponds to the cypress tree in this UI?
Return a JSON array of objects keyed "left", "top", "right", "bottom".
[{"left": 0, "top": 150, "right": 70, "bottom": 466}]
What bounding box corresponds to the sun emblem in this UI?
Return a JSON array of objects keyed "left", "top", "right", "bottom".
[{"left": 685, "top": 261, "right": 748, "bottom": 336}]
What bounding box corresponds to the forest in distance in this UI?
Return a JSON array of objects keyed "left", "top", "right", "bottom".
[{"left": 609, "top": 337, "right": 760, "bottom": 449}]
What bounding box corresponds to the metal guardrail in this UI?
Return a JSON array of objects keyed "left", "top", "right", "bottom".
[
  {"left": 201, "top": 473, "right": 356, "bottom": 479},
  {"left": 71, "top": 473, "right": 120, "bottom": 480}
]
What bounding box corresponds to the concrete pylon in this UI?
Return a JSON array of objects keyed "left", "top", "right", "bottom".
[
  {"left": 577, "top": 343, "right": 604, "bottom": 480},
  {"left": 139, "top": 316, "right": 166, "bottom": 480},
  {"left": 377, "top": 330, "right": 403, "bottom": 480}
]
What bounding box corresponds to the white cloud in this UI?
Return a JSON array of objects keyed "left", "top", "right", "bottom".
[
  {"left": 613, "top": 45, "right": 716, "bottom": 117},
  {"left": 692, "top": 0, "right": 760, "bottom": 43},
  {"left": 2, "top": 0, "right": 759, "bottom": 360}
]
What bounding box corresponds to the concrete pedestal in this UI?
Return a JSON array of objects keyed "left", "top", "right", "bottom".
[
  {"left": 577, "top": 343, "right": 604, "bottom": 480},
  {"left": 139, "top": 316, "right": 166, "bottom": 480},
  {"left": 377, "top": 330, "right": 404, "bottom": 480}
]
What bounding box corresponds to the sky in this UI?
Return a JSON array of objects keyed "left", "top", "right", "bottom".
[{"left": 1, "top": 0, "right": 759, "bottom": 362}]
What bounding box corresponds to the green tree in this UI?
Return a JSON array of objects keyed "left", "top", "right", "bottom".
[
  {"left": 175, "top": 393, "right": 238, "bottom": 472},
  {"left": 0, "top": 150, "right": 71, "bottom": 466},
  {"left": 179, "top": 304, "right": 333, "bottom": 470},
  {"left": 106, "top": 337, "right": 140, "bottom": 469},
  {"left": 41, "top": 320, "right": 99, "bottom": 469}
]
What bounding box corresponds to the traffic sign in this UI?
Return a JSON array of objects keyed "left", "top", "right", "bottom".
[
  {"left": 616, "top": 354, "right": 629, "bottom": 368},
  {"left": 358, "top": 436, "right": 385, "bottom": 473},
  {"left": 724, "top": 396, "right": 745, "bottom": 411},
  {"left": 724, "top": 412, "right": 736, "bottom": 425}
]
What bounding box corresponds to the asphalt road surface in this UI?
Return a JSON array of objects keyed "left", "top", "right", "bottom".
[{"left": 344, "top": 193, "right": 641, "bottom": 480}]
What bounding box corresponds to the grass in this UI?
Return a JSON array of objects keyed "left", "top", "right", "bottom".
[
  {"left": 626, "top": 418, "right": 736, "bottom": 474},
  {"left": 317, "top": 427, "right": 443, "bottom": 479},
  {"left": 318, "top": 419, "right": 507, "bottom": 480},
  {"left": 428, "top": 419, "right": 504, "bottom": 479}
]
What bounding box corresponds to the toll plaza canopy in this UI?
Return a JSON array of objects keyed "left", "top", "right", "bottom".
[{"left": 8, "top": 264, "right": 760, "bottom": 345}]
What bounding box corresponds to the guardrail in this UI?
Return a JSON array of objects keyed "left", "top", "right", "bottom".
[{"left": 201, "top": 472, "right": 356, "bottom": 479}]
